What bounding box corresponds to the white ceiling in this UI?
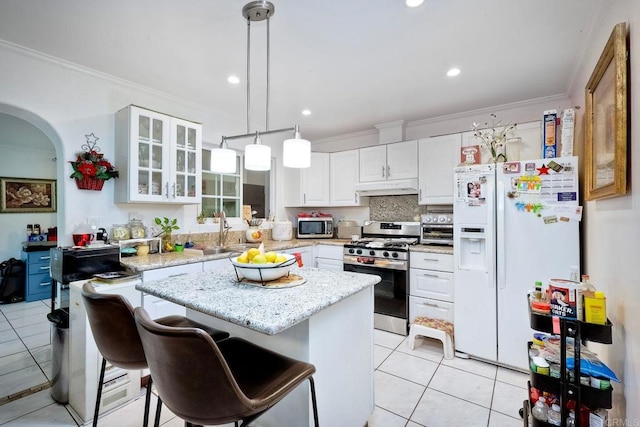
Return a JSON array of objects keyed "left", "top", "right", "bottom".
[{"left": 0, "top": 0, "right": 600, "bottom": 141}]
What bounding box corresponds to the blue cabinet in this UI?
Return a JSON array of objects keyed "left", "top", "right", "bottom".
[{"left": 21, "top": 250, "right": 52, "bottom": 302}]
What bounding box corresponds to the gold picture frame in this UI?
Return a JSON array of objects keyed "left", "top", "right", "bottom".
[
  {"left": 0, "top": 177, "right": 57, "bottom": 213},
  {"left": 584, "top": 22, "right": 628, "bottom": 201}
]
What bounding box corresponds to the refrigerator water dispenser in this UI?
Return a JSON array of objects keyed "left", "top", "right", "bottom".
[{"left": 458, "top": 227, "right": 487, "bottom": 270}]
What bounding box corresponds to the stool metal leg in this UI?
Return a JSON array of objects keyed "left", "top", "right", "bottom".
[
  {"left": 153, "top": 395, "right": 163, "bottom": 427},
  {"left": 93, "top": 358, "right": 107, "bottom": 427},
  {"left": 143, "top": 377, "right": 153, "bottom": 427},
  {"left": 309, "top": 376, "right": 319, "bottom": 427}
]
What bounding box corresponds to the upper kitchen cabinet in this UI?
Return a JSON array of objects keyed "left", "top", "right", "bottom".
[
  {"left": 359, "top": 140, "right": 418, "bottom": 182},
  {"left": 330, "top": 149, "right": 362, "bottom": 206},
  {"left": 115, "top": 105, "right": 202, "bottom": 204},
  {"left": 418, "top": 134, "right": 461, "bottom": 205},
  {"left": 284, "top": 152, "right": 331, "bottom": 207}
]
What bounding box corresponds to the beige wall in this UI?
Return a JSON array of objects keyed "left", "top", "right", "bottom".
[{"left": 567, "top": 0, "right": 639, "bottom": 422}]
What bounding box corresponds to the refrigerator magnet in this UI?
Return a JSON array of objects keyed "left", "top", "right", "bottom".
[
  {"left": 503, "top": 162, "right": 521, "bottom": 173},
  {"left": 525, "top": 162, "right": 536, "bottom": 171},
  {"left": 547, "top": 160, "right": 564, "bottom": 172},
  {"left": 543, "top": 215, "right": 558, "bottom": 224}
]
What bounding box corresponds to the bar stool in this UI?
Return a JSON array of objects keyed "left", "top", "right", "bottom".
[
  {"left": 134, "top": 306, "right": 320, "bottom": 427},
  {"left": 81, "top": 283, "right": 230, "bottom": 427}
]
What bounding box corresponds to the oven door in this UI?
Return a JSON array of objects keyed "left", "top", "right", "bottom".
[{"left": 343, "top": 263, "right": 408, "bottom": 321}]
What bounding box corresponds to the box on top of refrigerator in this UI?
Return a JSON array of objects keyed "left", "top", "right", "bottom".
[{"left": 543, "top": 110, "right": 558, "bottom": 158}]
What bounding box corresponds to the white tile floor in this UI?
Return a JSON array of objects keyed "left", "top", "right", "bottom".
[{"left": 1, "top": 300, "right": 530, "bottom": 426}]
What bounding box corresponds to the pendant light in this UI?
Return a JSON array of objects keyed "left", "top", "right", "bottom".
[
  {"left": 210, "top": 138, "right": 237, "bottom": 173},
  {"left": 223, "top": 1, "right": 310, "bottom": 171}
]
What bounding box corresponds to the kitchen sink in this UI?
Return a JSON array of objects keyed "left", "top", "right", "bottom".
[{"left": 201, "top": 243, "right": 257, "bottom": 255}]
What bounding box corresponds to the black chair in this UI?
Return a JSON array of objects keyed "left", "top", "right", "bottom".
[
  {"left": 81, "top": 282, "right": 230, "bottom": 427},
  {"left": 134, "top": 306, "right": 320, "bottom": 427}
]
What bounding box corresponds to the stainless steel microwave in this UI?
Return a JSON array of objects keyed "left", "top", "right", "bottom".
[{"left": 296, "top": 217, "right": 333, "bottom": 239}]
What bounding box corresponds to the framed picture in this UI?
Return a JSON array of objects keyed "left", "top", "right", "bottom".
[
  {"left": 0, "top": 177, "right": 57, "bottom": 213},
  {"left": 584, "top": 22, "right": 628, "bottom": 201}
]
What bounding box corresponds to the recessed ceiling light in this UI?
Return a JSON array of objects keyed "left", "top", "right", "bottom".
[
  {"left": 227, "top": 75, "right": 240, "bottom": 84},
  {"left": 446, "top": 68, "right": 461, "bottom": 77},
  {"left": 406, "top": 0, "right": 424, "bottom": 7},
  {"left": 302, "top": 109, "right": 311, "bottom": 116}
]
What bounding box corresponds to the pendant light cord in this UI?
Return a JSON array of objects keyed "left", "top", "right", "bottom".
[
  {"left": 246, "top": 17, "right": 251, "bottom": 134},
  {"left": 266, "top": 11, "right": 270, "bottom": 132}
]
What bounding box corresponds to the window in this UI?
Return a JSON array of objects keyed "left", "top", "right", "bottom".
[{"left": 201, "top": 149, "right": 242, "bottom": 218}]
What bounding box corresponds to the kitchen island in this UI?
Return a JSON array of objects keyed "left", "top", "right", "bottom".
[{"left": 136, "top": 266, "right": 379, "bottom": 427}]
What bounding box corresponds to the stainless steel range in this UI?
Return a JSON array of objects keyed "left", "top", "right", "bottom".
[{"left": 343, "top": 221, "right": 420, "bottom": 335}]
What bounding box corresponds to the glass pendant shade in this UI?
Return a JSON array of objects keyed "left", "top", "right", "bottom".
[
  {"left": 283, "top": 136, "right": 311, "bottom": 168},
  {"left": 211, "top": 146, "right": 237, "bottom": 173},
  {"left": 244, "top": 143, "right": 271, "bottom": 171}
]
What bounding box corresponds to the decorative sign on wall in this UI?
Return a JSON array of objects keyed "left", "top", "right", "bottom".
[{"left": 0, "top": 177, "right": 57, "bottom": 213}]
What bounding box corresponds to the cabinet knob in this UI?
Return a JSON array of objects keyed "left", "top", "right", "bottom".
[
  {"left": 387, "top": 165, "right": 390, "bottom": 177},
  {"left": 381, "top": 165, "right": 385, "bottom": 178}
]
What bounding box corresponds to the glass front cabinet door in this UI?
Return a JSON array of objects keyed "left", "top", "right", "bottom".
[{"left": 115, "top": 105, "right": 202, "bottom": 204}]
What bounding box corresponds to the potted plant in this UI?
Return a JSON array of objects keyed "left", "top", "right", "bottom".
[
  {"left": 197, "top": 211, "right": 206, "bottom": 224},
  {"left": 69, "top": 133, "right": 118, "bottom": 190},
  {"left": 154, "top": 217, "right": 180, "bottom": 251}
]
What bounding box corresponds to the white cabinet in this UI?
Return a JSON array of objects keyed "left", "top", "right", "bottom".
[
  {"left": 284, "top": 152, "right": 330, "bottom": 207},
  {"left": 141, "top": 263, "right": 203, "bottom": 318},
  {"left": 359, "top": 140, "right": 418, "bottom": 182},
  {"left": 330, "top": 149, "right": 362, "bottom": 206},
  {"left": 418, "top": 134, "right": 461, "bottom": 205},
  {"left": 409, "top": 251, "right": 454, "bottom": 324},
  {"left": 281, "top": 246, "right": 314, "bottom": 268},
  {"left": 315, "top": 244, "right": 343, "bottom": 271},
  {"left": 115, "top": 105, "right": 202, "bottom": 204}
]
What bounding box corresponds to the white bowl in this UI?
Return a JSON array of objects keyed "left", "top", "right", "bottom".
[{"left": 230, "top": 253, "right": 297, "bottom": 282}]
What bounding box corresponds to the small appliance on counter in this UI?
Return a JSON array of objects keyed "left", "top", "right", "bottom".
[
  {"left": 420, "top": 210, "right": 454, "bottom": 246},
  {"left": 272, "top": 220, "right": 293, "bottom": 241},
  {"left": 335, "top": 219, "right": 361, "bottom": 240},
  {"left": 296, "top": 213, "right": 333, "bottom": 239}
]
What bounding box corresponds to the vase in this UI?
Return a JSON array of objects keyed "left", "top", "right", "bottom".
[
  {"left": 245, "top": 226, "right": 263, "bottom": 243},
  {"left": 75, "top": 176, "right": 105, "bottom": 191}
]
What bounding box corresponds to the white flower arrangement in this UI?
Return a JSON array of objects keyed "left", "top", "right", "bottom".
[{"left": 472, "top": 114, "right": 517, "bottom": 163}]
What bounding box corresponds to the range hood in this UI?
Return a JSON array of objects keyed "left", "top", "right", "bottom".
[{"left": 354, "top": 178, "right": 419, "bottom": 196}]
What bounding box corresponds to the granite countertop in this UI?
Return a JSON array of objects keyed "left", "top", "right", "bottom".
[
  {"left": 121, "top": 238, "right": 349, "bottom": 272},
  {"left": 120, "top": 238, "right": 452, "bottom": 272},
  {"left": 136, "top": 266, "right": 380, "bottom": 335}
]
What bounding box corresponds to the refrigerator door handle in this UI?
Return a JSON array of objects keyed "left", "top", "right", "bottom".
[{"left": 497, "top": 179, "right": 506, "bottom": 289}]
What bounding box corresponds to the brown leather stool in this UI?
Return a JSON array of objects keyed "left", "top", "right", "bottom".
[
  {"left": 134, "top": 306, "right": 320, "bottom": 427},
  {"left": 81, "top": 283, "right": 229, "bottom": 427}
]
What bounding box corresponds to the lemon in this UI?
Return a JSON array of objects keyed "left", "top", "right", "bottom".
[
  {"left": 252, "top": 254, "right": 267, "bottom": 264},
  {"left": 274, "top": 255, "right": 287, "bottom": 264},
  {"left": 236, "top": 253, "right": 249, "bottom": 264},
  {"left": 247, "top": 248, "right": 260, "bottom": 261},
  {"left": 264, "top": 251, "right": 277, "bottom": 263}
]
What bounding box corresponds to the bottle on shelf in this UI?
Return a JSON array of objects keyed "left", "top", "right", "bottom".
[
  {"left": 547, "top": 403, "right": 562, "bottom": 425},
  {"left": 569, "top": 265, "right": 579, "bottom": 282},
  {"left": 531, "top": 397, "right": 549, "bottom": 422},
  {"left": 566, "top": 410, "right": 576, "bottom": 427},
  {"left": 581, "top": 274, "right": 596, "bottom": 291}
]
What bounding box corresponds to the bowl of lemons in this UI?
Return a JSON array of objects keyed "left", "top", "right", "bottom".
[{"left": 230, "top": 248, "right": 297, "bottom": 282}]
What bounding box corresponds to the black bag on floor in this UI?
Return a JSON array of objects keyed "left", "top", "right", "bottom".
[{"left": 0, "top": 258, "right": 25, "bottom": 303}]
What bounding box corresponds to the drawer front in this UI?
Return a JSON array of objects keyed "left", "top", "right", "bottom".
[
  {"left": 27, "top": 260, "right": 51, "bottom": 276},
  {"left": 314, "top": 244, "right": 343, "bottom": 260},
  {"left": 410, "top": 268, "right": 453, "bottom": 302},
  {"left": 409, "top": 296, "right": 453, "bottom": 324},
  {"left": 410, "top": 252, "right": 453, "bottom": 272},
  {"left": 142, "top": 262, "right": 202, "bottom": 282},
  {"left": 26, "top": 271, "right": 52, "bottom": 301}
]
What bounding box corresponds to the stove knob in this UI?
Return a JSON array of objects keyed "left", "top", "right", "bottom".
[
  {"left": 383, "top": 251, "right": 389, "bottom": 257},
  {"left": 348, "top": 248, "right": 355, "bottom": 254},
  {"left": 391, "top": 252, "right": 399, "bottom": 258},
  {"left": 356, "top": 249, "right": 362, "bottom": 255},
  {"left": 369, "top": 250, "right": 376, "bottom": 256},
  {"left": 438, "top": 216, "right": 446, "bottom": 223},
  {"left": 424, "top": 217, "right": 432, "bottom": 223},
  {"left": 446, "top": 217, "right": 453, "bottom": 223}
]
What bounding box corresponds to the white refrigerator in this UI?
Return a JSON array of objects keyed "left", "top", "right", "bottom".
[{"left": 453, "top": 156, "right": 580, "bottom": 370}]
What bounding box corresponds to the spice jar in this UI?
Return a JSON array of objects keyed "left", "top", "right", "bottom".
[{"left": 129, "top": 220, "right": 145, "bottom": 239}]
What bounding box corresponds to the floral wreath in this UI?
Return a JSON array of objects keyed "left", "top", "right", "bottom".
[{"left": 69, "top": 133, "right": 119, "bottom": 181}]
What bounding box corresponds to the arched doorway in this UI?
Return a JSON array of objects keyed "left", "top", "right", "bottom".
[{"left": 0, "top": 104, "right": 64, "bottom": 261}]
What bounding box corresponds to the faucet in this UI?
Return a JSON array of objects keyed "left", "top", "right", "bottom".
[{"left": 218, "top": 211, "right": 231, "bottom": 246}]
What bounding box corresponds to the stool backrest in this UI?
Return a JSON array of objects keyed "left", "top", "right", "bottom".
[
  {"left": 133, "top": 307, "right": 252, "bottom": 424},
  {"left": 81, "top": 282, "right": 147, "bottom": 370}
]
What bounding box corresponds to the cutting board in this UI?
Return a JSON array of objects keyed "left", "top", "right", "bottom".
[{"left": 237, "top": 273, "right": 306, "bottom": 289}]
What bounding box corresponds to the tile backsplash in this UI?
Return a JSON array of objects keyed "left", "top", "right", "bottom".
[{"left": 369, "top": 195, "right": 426, "bottom": 222}]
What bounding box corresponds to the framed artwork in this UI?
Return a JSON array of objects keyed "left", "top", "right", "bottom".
[
  {"left": 584, "top": 22, "right": 628, "bottom": 201},
  {"left": 0, "top": 177, "right": 57, "bottom": 213}
]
